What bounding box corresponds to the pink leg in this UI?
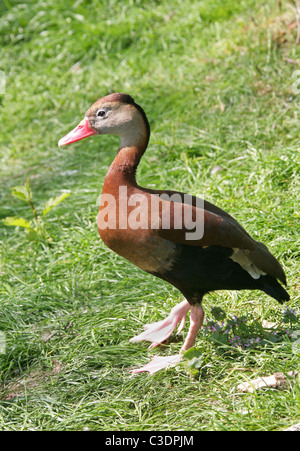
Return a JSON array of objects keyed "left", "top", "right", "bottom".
[
  {"left": 131, "top": 305, "right": 204, "bottom": 375},
  {"left": 180, "top": 305, "right": 205, "bottom": 352},
  {"left": 130, "top": 300, "right": 190, "bottom": 348}
]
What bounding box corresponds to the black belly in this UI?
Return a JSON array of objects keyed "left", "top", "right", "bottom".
[{"left": 150, "top": 244, "right": 266, "bottom": 304}]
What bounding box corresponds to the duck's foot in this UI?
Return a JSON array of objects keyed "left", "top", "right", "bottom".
[
  {"left": 129, "top": 300, "right": 190, "bottom": 348},
  {"left": 130, "top": 354, "right": 183, "bottom": 375},
  {"left": 131, "top": 305, "right": 205, "bottom": 375}
]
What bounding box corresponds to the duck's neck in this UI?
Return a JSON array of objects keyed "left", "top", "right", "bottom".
[
  {"left": 103, "top": 104, "right": 150, "bottom": 190},
  {"left": 105, "top": 145, "right": 145, "bottom": 187}
]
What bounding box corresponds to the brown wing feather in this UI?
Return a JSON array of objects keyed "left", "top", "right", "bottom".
[
  {"left": 142, "top": 189, "right": 286, "bottom": 285},
  {"left": 155, "top": 198, "right": 256, "bottom": 249}
]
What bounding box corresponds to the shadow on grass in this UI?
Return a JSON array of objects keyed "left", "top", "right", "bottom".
[{"left": 184, "top": 306, "right": 300, "bottom": 378}]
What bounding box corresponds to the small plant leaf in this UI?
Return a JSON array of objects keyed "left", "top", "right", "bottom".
[
  {"left": 211, "top": 307, "right": 226, "bottom": 321},
  {"left": 11, "top": 178, "right": 32, "bottom": 202},
  {"left": 187, "top": 356, "right": 203, "bottom": 370},
  {"left": 283, "top": 308, "right": 298, "bottom": 324},
  {"left": 183, "top": 347, "right": 203, "bottom": 377},
  {"left": 184, "top": 347, "right": 202, "bottom": 360},
  {"left": 25, "top": 228, "right": 41, "bottom": 241},
  {"left": 42, "top": 192, "right": 70, "bottom": 216},
  {"left": 2, "top": 216, "right": 32, "bottom": 228}
]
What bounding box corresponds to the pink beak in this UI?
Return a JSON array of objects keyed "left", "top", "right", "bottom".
[{"left": 58, "top": 117, "right": 97, "bottom": 146}]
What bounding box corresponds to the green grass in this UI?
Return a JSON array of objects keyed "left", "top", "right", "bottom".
[{"left": 0, "top": 0, "right": 299, "bottom": 431}]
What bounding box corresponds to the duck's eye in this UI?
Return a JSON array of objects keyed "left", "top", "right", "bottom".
[{"left": 97, "top": 110, "right": 106, "bottom": 117}]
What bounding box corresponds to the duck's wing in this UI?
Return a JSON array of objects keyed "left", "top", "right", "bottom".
[
  {"left": 147, "top": 191, "right": 286, "bottom": 285},
  {"left": 142, "top": 187, "right": 251, "bottom": 233}
]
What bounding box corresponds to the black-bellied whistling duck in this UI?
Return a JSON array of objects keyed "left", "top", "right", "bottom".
[{"left": 59, "top": 93, "right": 289, "bottom": 374}]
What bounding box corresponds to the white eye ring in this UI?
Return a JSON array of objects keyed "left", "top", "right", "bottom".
[{"left": 96, "top": 109, "right": 106, "bottom": 118}]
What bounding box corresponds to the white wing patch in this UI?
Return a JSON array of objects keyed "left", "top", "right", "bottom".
[{"left": 230, "top": 248, "right": 267, "bottom": 279}]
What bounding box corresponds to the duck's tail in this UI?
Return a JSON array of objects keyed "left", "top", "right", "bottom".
[{"left": 260, "top": 275, "right": 290, "bottom": 304}]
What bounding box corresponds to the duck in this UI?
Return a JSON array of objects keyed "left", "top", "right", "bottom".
[{"left": 58, "top": 92, "right": 289, "bottom": 374}]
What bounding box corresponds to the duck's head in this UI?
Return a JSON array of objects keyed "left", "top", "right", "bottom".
[{"left": 58, "top": 93, "right": 150, "bottom": 149}]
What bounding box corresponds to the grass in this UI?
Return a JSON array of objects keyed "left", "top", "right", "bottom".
[{"left": 0, "top": 0, "right": 299, "bottom": 431}]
